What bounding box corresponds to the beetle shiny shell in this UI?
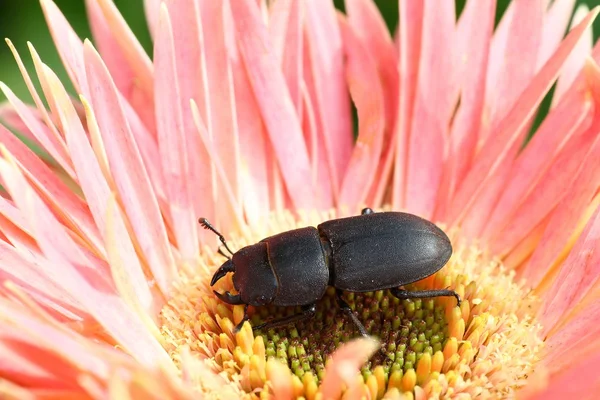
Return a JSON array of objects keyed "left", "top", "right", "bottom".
[{"left": 202, "top": 208, "right": 460, "bottom": 335}]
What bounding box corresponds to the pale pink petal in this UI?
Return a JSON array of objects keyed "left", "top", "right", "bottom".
[
  {"left": 83, "top": 42, "right": 176, "bottom": 294},
  {"left": 43, "top": 61, "right": 155, "bottom": 315},
  {"left": 154, "top": 5, "right": 199, "bottom": 260},
  {"left": 230, "top": 0, "right": 317, "bottom": 210},
  {"left": 144, "top": 0, "right": 161, "bottom": 39},
  {"left": 435, "top": 0, "right": 495, "bottom": 220},
  {"left": 0, "top": 124, "right": 102, "bottom": 255},
  {"left": 162, "top": 0, "right": 215, "bottom": 233},
  {"left": 537, "top": 203, "right": 600, "bottom": 335},
  {"left": 337, "top": 16, "right": 385, "bottom": 209},
  {"left": 447, "top": 7, "right": 599, "bottom": 225},
  {"left": 404, "top": 0, "right": 456, "bottom": 219},
  {"left": 0, "top": 102, "right": 40, "bottom": 146},
  {"left": 319, "top": 337, "right": 379, "bottom": 399},
  {"left": 537, "top": 0, "right": 578, "bottom": 69},
  {"left": 0, "top": 158, "right": 170, "bottom": 368},
  {"left": 198, "top": 0, "right": 241, "bottom": 231},
  {"left": 392, "top": 0, "right": 423, "bottom": 209},
  {"left": 304, "top": 0, "right": 353, "bottom": 197},
  {"left": 553, "top": 4, "right": 594, "bottom": 104}
]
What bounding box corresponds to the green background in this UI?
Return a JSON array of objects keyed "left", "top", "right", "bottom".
[{"left": 0, "top": 0, "right": 598, "bottom": 104}]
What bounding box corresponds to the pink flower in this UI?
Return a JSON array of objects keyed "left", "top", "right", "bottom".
[{"left": 0, "top": 0, "right": 599, "bottom": 398}]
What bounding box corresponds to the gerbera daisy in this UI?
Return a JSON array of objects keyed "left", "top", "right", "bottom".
[{"left": 0, "top": 0, "right": 599, "bottom": 398}]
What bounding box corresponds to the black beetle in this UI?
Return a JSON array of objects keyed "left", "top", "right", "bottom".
[{"left": 200, "top": 208, "right": 460, "bottom": 335}]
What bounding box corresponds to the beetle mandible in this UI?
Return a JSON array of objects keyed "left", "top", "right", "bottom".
[{"left": 201, "top": 208, "right": 460, "bottom": 336}]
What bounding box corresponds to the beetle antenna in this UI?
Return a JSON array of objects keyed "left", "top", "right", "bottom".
[{"left": 199, "top": 218, "right": 235, "bottom": 256}]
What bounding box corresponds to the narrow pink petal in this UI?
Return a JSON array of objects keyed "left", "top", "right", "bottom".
[
  {"left": 304, "top": 0, "right": 353, "bottom": 197},
  {"left": 44, "top": 62, "right": 155, "bottom": 314},
  {"left": 404, "top": 0, "right": 456, "bottom": 219},
  {"left": 0, "top": 103, "right": 40, "bottom": 145},
  {"left": 392, "top": 0, "right": 423, "bottom": 209},
  {"left": 319, "top": 337, "right": 379, "bottom": 399},
  {"left": 83, "top": 41, "right": 176, "bottom": 294},
  {"left": 230, "top": 0, "right": 317, "bottom": 210},
  {"left": 553, "top": 5, "right": 594, "bottom": 104},
  {"left": 482, "top": 84, "right": 591, "bottom": 242},
  {"left": 537, "top": 0, "right": 577, "bottom": 69},
  {"left": 302, "top": 40, "right": 335, "bottom": 206},
  {"left": 338, "top": 16, "right": 385, "bottom": 209},
  {"left": 0, "top": 159, "right": 170, "bottom": 368},
  {"left": 198, "top": 0, "right": 242, "bottom": 230},
  {"left": 144, "top": 0, "right": 161, "bottom": 39},
  {"left": 537, "top": 205, "right": 600, "bottom": 335},
  {"left": 162, "top": 0, "right": 215, "bottom": 234},
  {"left": 0, "top": 123, "right": 102, "bottom": 254},
  {"left": 154, "top": 5, "right": 199, "bottom": 260},
  {"left": 268, "top": 0, "right": 303, "bottom": 113},
  {"left": 447, "top": 7, "right": 599, "bottom": 225},
  {"left": 485, "top": 0, "right": 544, "bottom": 144},
  {"left": 435, "top": 0, "right": 495, "bottom": 220}
]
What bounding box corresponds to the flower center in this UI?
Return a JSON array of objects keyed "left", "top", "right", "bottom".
[{"left": 159, "top": 210, "right": 544, "bottom": 398}]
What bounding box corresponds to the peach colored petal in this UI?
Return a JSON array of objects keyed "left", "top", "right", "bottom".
[
  {"left": 3, "top": 40, "right": 72, "bottom": 172},
  {"left": 482, "top": 83, "right": 591, "bottom": 243},
  {"left": 553, "top": 4, "right": 594, "bottom": 104},
  {"left": 154, "top": 4, "right": 199, "bottom": 260},
  {"left": 304, "top": 0, "right": 353, "bottom": 197},
  {"left": 0, "top": 157, "right": 169, "bottom": 367},
  {"left": 405, "top": 0, "right": 456, "bottom": 219},
  {"left": 448, "top": 7, "right": 600, "bottom": 226},
  {"left": 337, "top": 16, "right": 385, "bottom": 209},
  {"left": 161, "top": 0, "right": 216, "bottom": 233},
  {"left": 83, "top": 41, "right": 176, "bottom": 295},
  {"left": 0, "top": 124, "right": 103, "bottom": 256},
  {"left": 230, "top": 0, "right": 317, "bottom": 210},
  {"left": 319, "top": 337, "right": 379, "bottom": 400},
  {"left": 392, "top": 0, "right": 423, "bottom": 209},
  {"left": 265, "top": 358, "right": 293, "bottom": 400},
  {"left": 435, "top": 0, "right": 495, "bottom": 220},
  {"left": 521, "top": 348, "right": 600, "bottom": 400},
  {"left": 537, "top": 204, "right": 600, "bottom": 335},
  {"left": 43, "top": 65, "right": 155, "bottom": 315}
]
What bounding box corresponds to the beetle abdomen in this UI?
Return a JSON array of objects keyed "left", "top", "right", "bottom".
[
  {"left": 262, "top": 227, "right": 329, "bottom": 306},
  {"left": 318, "top": 212, "right": 452, "bottom": 292}
]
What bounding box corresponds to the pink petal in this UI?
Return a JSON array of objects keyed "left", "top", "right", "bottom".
[
  {"left": 482, "top": 83, "right": 591, "bottom": 243},
  {"left": 319, "top": 337, "right": 379, "bottom": 399},
  {"left": 197, "top": 0, "right": 242, "bottom": 231},
  {"left": 553, "top": 4, "right": 594, "bottom": 104},
  {"left": 162, "top": 0, "right": 216, "bottom": 234},
  {"left": 0, "top": 159, "right": 170, "bottom": 368},
  {"left": 435, "top": 0, "right": 495, "bottom": 220},
  {"left": 0, "top": 123, "right": 103, "bottom": 254},
  {"left": 337, "top": 16, "right": 385, "bottom": 209},
  {"left": 304, "top": 0, "right": 353, "bottom": 197},
  {"left": 230, "top": 0, "right": 317, "bottom": 210},
  {"left": 447, "top": 7, "right": 600, "bottom": 225},
  {"left": 143, "top": 0, "right": 161, "bottom": 39},
  {"left": 537, "top": 0, "right": 577, "bottom": 70},
  {"left": 405, "top": 0, "right": 456, "bottom": 219},
  {"left": 537, "top": 203, "right": 600, "bottom": 335},
  {"left": 154, "top": 5, "right": 199, "bottom": 260},
  {"left": 392, "top": 0, "right": 423, "bottom": 209},
  {"left": 83, "top": 42, "right": 176, "bottom": 294},
  {"left": 43, "top": 62, "right": 155, "bottom": 315}
]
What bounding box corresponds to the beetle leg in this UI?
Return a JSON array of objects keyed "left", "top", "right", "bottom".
[
  {"left": 390, "top": 288, "right": 461, "bottom": 307},
  {"left": 361, "top": 207, "right": 375, "bottom": 215},
  {"left": 233, "top": 305, "right": 249, "bottom": 333},
  {"left": 336, "top": 289, "right": 369, "bottom": 337},
  {"left": 213, "top": 290, "right": 243, "bottom": 305},
  {"left": 252, "top": 304, "right": 317, "bottom": 331}
]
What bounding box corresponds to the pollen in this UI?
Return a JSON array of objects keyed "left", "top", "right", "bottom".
[{"left": 159, "top": 209, "right": 544, "bottom": 399}]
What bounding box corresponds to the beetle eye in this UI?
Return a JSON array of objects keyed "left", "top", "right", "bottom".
[{"left": 254, "top": 295, "right": 269, "bottom": 305}]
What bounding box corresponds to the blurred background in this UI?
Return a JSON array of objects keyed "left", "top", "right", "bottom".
[{"left": 0, "top": 0, "right": 599, "bottom": 105}]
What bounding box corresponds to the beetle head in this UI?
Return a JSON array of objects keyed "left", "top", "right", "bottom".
[{"left": 211, "top": 260, "right": 243, "bottom": 305}]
